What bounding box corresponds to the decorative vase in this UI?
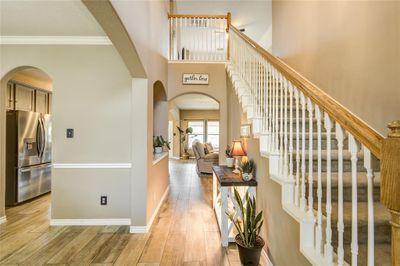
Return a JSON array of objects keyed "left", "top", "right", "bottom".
[
  {"left": 235, "top": 234, "right": 265, "bottom": 266},
  {"left": 242, "top": 172, "right": 253, "bottom": 181},
  {"left": 226, "top": 157, "right": 235, "bottom": 167},
  {"left": 155, "top": 147, "right": 163, "bottom": 154}
]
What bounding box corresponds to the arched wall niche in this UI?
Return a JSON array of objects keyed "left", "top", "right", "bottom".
[{"left": 153, "top": 80, "right": 168, "bottom": 139}]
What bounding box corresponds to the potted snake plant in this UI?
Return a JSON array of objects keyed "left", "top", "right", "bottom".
[{"left": 226, "top": 188, "right": 265, "bottom": 266}]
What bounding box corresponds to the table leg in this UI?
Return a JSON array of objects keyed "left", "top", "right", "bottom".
[{"left": 221, "top": 186, "right": 228, "bottom": 247}]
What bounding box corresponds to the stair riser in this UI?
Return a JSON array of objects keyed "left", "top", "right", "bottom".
[
  {"left": 293, "top": 159, "right": 369, "bottom": 172},
  {"left": 331, "top": 223, "right": 391, "bottom": 245},
  {"left": 292, "top": 138, "right": 344, "bottom": 150},
  {"left": 312, "top": 186, "right": 380, "bottom": 203}
]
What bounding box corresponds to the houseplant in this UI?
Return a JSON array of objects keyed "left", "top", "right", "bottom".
[
  {"left": 176, "top": 126, "right": 193, "bottom": 159},
  {"left": 226, "top": 189, "right": 265, "bottom": 265},
  {"left": 225, "top": 145, "right": 235, "bottom": 167},
  {"left": 153, "top": 136, "right": 163, "bottom": 154},
  {"left": 159, "top": 136, "right": 170, "bottom": 151},
  {"left": 240, "top": 159, "right": 255, "bottom": 181}
]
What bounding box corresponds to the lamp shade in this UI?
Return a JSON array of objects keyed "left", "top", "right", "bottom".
[{"left": 230, "top": 140, "right": 246, "bottom": 156}]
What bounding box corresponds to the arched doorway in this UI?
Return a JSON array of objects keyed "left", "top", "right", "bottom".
[
  {"left": 1, "top": 66, "right": 53, "bottom": 216},
  {"left": 168, "top": 93, "right": 220, "bottom": 174}
]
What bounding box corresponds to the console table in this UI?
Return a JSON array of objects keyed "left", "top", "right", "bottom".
[{"left": 212, "top": 165, "right": 257, "bottom": 247}]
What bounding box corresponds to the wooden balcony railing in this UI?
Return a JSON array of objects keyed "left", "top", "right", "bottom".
[{"left": 168, "top": 13, "right": 230, "bottom": 62}]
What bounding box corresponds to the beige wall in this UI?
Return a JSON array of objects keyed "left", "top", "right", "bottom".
[
  {"left": 0, "top": 44, "right": 132, "bottom": 219},
  {"left": 111, "top": 1, "right": 170, "bottom": 225},
  {"left": 168, "top": 63, "right": 227, "bottom": 164},
  {"left": 168, "top": 101, "right": 181, "bottom": 158},
  {"left": 180, "top": 109, "right": 219, "bottom": 121},
  {"left": 227, "top": 80, "right": 311, "bottom": 266},
  {"left": 272, "top": 0, "right": 400, "bottom": 134}
]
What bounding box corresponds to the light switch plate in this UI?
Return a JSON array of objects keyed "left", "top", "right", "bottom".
[{"left": 66, "top": 128, "right": 74, "bottom": 138}]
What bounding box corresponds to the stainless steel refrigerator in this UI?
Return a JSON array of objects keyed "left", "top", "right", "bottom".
[{"left": 6, "top": 110, "right": 52, "bottom": 206}]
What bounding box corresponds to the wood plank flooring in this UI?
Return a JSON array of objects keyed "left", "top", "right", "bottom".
[{"left": 0, "top": 160, "right": 248, "bottom": 265}]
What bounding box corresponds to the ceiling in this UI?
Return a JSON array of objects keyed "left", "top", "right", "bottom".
[
  {"left": 0, "top": 1, "right": 105, "bottom": 36},
  {"left": 172, "top": 94, "right": 219, "bottom": 110}
]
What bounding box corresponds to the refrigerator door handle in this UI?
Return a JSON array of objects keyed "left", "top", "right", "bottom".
[
  {"left": 20, "top": 163, "right": 52, "bottom": 173},
  {"left": 40, "top": 117, "right": 46, "bottom": 156},
  {"left": 36, "top": 121, "right": 41, "bottom": 156}
]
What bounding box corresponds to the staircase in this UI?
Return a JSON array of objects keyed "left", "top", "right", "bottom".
[
  {"left": 168, "top": 13, "right": 400, "bottom": 266},
  {"left": 226, "top": 26, "right": 392, "bottom": 266}
]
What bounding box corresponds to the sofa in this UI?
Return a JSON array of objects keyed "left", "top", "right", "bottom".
[{"left": 192, "top": 140, "right": 219, "bottom": 175}]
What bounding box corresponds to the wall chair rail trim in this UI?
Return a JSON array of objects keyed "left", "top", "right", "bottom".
[
  {"left": 0, "top": 36, "right": 112, "bottom": 45},
  {"left": 52, "top": 163, "right": 132, "bottom": 169}
]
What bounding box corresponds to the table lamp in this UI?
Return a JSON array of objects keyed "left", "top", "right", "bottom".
[{"left": 230, "top": 140, "right": 246, "bottom": 173}]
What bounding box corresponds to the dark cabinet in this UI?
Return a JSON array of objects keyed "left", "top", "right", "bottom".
[{"left": 7, "top": 81, "right": 52, "bottom": 114}]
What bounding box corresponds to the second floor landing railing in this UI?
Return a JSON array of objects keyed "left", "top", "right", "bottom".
[{"left": 168, "top": 13, "right": 230, "bottom": 62}]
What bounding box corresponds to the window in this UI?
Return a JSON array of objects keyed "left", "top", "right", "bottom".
[
  {"left": 187, "top": 120, "right": 219, "bottom": 150},
  {"left": 188, "top": 121, "right": 204, "bottom": 148},
  {"left": 207, "top": 121, "right": 219, "bottom": 149}
]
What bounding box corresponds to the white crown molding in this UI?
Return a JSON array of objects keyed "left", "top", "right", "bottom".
[
  {"left": 53, "top": 163, "right": 132, "bottom": 169},
  {"left": 0, "top": 216, "right": 6, "bottom": 224},
  {"left": 130, "top": 185, "right": 170, "bottom": 234},
  {"left": 50, "top": 218, "right": 130, "bottom": 226},
  {"left": 0, "top": 36, "right": 112, "bottom": 45}
]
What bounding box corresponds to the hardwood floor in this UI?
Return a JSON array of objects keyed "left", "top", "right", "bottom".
[{"left": 0, "top": 159, "right": 247, "bottom": 265}]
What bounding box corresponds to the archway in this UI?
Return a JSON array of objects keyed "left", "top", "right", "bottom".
[
  {"left": 1, "top": 66, "right": 53, "bottom": 218},
  {"left": 168, "top": 93, "right": 220, "bottom": 166}
]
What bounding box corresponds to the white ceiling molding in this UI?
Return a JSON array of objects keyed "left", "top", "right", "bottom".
[{"left": 0, "top": 36, "right": 112, "bottom": 45}]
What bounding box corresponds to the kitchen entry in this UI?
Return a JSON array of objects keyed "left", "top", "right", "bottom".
[{"left": 3, "top": 67, "right": 53, "bottom": 206}]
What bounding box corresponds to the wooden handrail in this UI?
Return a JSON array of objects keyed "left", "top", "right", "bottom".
[
  {"left": 230, "top": 25, "right": 384, "bottom": 159},
  {"left": 168, "top": 13, "right": 228, "bottom": 19}
]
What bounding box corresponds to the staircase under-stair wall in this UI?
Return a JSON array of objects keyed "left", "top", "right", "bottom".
[{"left": 168, "top": 13, "right": 400, "bottom": 266}]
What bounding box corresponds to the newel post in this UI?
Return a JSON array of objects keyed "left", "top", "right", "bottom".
[
  {"left": 226, "top": 12, "right": 231, "bottom": 61},
  {"left": 381, "top": 120, "right": 400, "bottom": 266}
]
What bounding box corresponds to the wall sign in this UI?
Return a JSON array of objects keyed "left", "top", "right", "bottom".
[{"left": 182, "top": 73, "right": 209, "bottom": 85}]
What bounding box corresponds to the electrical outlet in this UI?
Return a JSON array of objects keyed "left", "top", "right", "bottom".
[{"left": 100, "top": 196, "right": 107, "bottom": 205}]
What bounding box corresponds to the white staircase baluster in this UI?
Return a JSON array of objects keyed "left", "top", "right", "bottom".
[
  {"left": 307, "top": 98, "right": 314, "bottom": 216},
  {"left": 268, "top": 65, "right": 273, "bottom": 152},
  {"left": 363, "top": 146, "right": 375, "bottom": 266},
  {"left": 349, "top": 134, "right": 359, "bottom": 266},
  {"left": 300, "top": 92, "right": 307, "bottom": 211},
  {"left": 294, "top": 88, "right": 300, "bottom": 207},
  {"left": 288, "top": 83, "right": 294, "bottom": 183},
  {"left": 271, "top": 68, "right": 276, "bottom": 152},
  {"left": 335, "top": 123, "right": 345, "bottom": 266},
  {"left": 280, "top": 74, "right": 284, "bottom": 175},
  {"left": 275, "top": 71, "right": 279, "bottom": 152},
  {"left": 315, "top": 105, "right": 322, "bottom": 253},
  {"left": 323, "top": 113, "right": 334, "bottom": 264}
]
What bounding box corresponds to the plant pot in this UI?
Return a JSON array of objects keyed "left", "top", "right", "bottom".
[
  {"left": 226, "top": 157, "right": 235, "bottom": 167},
  {"left": 235, "top": 234, "right": 265, "bottom": 266},
  {"left": 154, "top": 147, "right": 163, "bottom": 154},
  {"left": 242, "top": 172, "right": 253, "bottom": 181}
]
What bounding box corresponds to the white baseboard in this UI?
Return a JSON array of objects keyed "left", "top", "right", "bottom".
[
  {"left": 261, "top": 249, "right": 274, "bottom": 266},
  {"left": 50, "top": 218, "right": 131, "bottom": 226},
  {"left": 130, "top": 185, "right": 170, "bottom": 234},
  {"left": 0, "top": 216, "right": 6, "bottom": 224}
]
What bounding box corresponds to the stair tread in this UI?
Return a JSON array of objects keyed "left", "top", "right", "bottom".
[
  {"left": 353, "top": 243, "right": 391, "bottom": 266},
  {"left": 324, "top": 201, "right": 390, "bottom": 226},
  {"left": 292, "top": 149, "right": 364, "bottom": 160}
]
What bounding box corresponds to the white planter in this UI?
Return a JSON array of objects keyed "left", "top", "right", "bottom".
[
  {"left": 226, "top": 157, "right": 235, "bottom": 167},
  {"left": 155, "top": 147, "right": 163, "bottom": 154},
  {"left": 242, "top": 172, "right": 253, "bottom": 181}
]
